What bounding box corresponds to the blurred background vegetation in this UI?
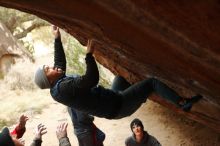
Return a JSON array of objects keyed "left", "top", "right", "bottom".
[{"left": 0, "top": 6, "right": 113, "bottom": 128}]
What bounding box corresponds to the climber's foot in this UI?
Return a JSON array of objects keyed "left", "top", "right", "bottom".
[{"left": 181, "top": 94, "right": 203, "bottom": 112}]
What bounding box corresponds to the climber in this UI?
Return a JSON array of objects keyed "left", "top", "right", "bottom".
[{"left": 34, "top": 25, "right": 202, "bottom": 119}]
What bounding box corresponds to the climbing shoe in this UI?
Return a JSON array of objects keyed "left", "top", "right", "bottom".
[{"left": 181, "top": 94, "right": 202, "bottom": 111}]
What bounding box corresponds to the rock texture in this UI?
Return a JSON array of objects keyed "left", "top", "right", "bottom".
[{"left": 0, "top": 0, "right": 219, "bottom": 132}]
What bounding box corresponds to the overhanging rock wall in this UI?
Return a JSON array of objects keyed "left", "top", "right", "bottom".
[{"left": 0, "top": 0, "right": 219, "bottom": 132}]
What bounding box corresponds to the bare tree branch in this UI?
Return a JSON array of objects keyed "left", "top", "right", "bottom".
[{"left": 14, "top": 22, "right": 49, "bottom": 39}]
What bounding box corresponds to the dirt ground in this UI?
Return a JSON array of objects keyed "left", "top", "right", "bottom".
[{"left": 22, "top": 98, "right": 220, "bottom": 146}]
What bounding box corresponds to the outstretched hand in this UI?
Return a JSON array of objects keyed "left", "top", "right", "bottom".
[
  {"left": 34, "top": 123, "right": 47, "bottom": 140},
  {"left": 87, "top": 39, "right": 95, "bottom": 54},
  {"left": 52, "top": 25, "right": 61, "bottom": 39},
  {"left": 18, "top": 115, "right": 29, "bottom": 129},
  {"left": 56, "top": 122, "right": 68, "bottom": 140}
]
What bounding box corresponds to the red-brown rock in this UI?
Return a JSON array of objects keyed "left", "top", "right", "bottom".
[{"left": 0, "top": 0, "right": 219, "bottom": 132}]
